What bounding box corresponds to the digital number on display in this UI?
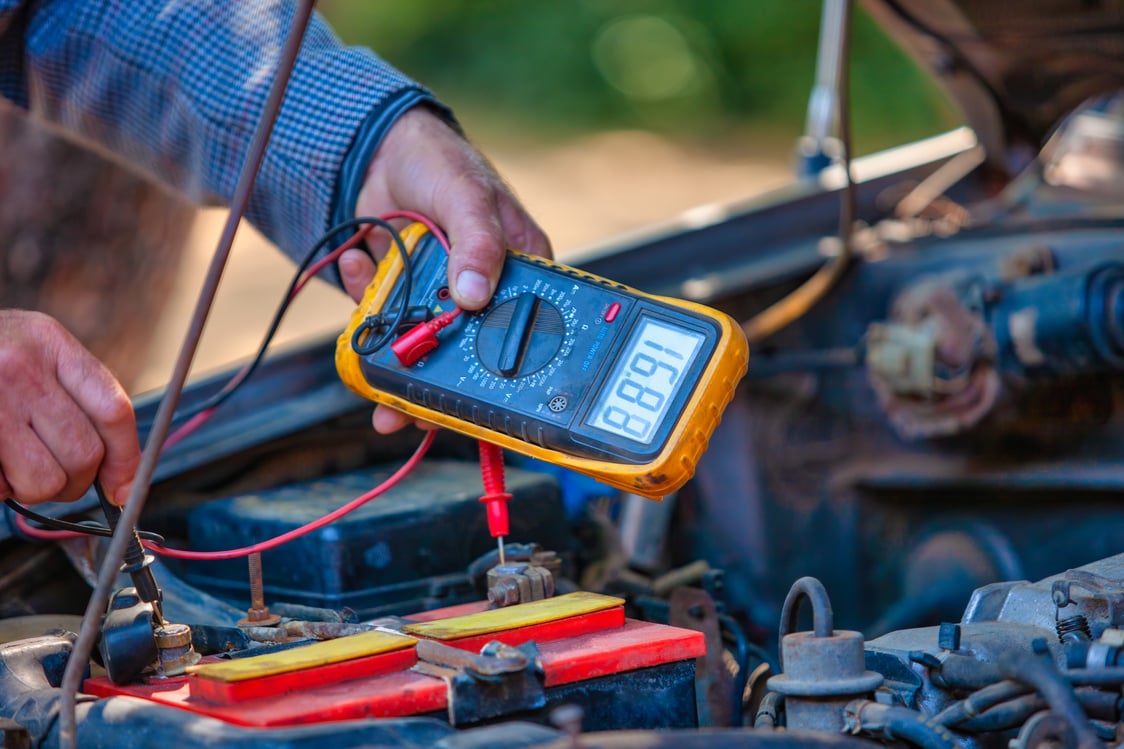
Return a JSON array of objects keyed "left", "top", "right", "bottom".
[{"left": 585, "top": 318, "right": 705, "bottom": 444}]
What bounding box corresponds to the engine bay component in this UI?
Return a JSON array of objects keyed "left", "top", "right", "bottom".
[
  {"left": 486, "top": 549, "right": 560, "bottom": 607},
  {"left": 153, "top": 623, "right": 200, "bottom": 677},
  {"left": 183, "top": 461, "right": 571, "bottom": 619},
  {"left": 766, "top": 578, "right": 883, "bottom": 732},
  {"left": 97, "top": 587, "right": 157, "bottom": 686},
  {"left": 413, "top": 639, "right": 546, "bottom": 725},
  {"left": 868, "top": 260, "right": 1124, "bottom": 438},
  {"left": 991, "top": 263, "right": 1124, "bottom": 378},
  {"left": 487, "top": 563, "right": 554, "bottom": 607},
  {"left": 236, "top": 553, "right": 282, "bottom": 629}
]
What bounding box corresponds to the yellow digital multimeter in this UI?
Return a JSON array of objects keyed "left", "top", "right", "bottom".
[{"left": 336, "top": 224, "right": 748, "bottom": 498}]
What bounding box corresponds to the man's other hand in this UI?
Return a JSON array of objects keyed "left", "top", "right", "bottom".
[{"left": 0, "top": 311, "right": 140, "bottom": 506}]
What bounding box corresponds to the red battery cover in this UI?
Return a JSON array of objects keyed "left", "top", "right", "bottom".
[{"left": 83, "top": 593, "right": 705, "bottom": 728}]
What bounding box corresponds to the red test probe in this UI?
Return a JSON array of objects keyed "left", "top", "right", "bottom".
[{"left": 477, "top": 441, "right": 512, "bottom": 565}]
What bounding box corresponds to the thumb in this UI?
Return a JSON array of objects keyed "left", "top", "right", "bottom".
[
  {"left": 442, "top": 189, "right": 506, "bottom": 311},
  {"left": 340, "top": 248, "right": 377, "bottom": 303}
]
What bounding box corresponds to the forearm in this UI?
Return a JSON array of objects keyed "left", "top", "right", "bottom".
[{"left": 0, "top": 0, "right": 444, "bottom": 266}]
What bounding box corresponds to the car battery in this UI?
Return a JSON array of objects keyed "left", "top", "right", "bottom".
[
  {"left": 182, "top": 460, "right": 572, "bottom": 618},
  {"left": 84, "top": 592, "right": 706, "bottom": 730}
]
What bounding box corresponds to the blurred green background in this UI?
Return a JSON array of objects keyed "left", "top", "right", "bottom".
[{"left": 321, "top": 1, "right": 958, "bottom": 155}]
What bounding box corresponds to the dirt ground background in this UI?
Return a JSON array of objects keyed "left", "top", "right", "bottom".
[{"left": 133, "top": 131, "right": 792, "bottom": 394}]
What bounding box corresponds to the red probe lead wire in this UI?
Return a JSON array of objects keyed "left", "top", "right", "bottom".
[
  {"left": 145, "top": 430, "right": 435, "bottom": 560},
  {"left": 143, "top": 216, "right": 458, "bottom": 559},
  {"left": 14, "top": 215, "right": 506, "bottom": 562},
  {"left": 166, "top": 212, "right": 453, "bottom": 449}
]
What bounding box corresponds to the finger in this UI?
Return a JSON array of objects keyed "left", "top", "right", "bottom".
[
  {"left": 29, "top": 391, "right": 105, "bottom": 504},
  {"left": 372, "top": 405, "right": 414, "bottom": 435},
  {"left": 339, "top": 248, "right": 377, "bottom": 303},
  {"left": 54, "top": 343, "right": 139, "bottom": 506},
  {"left": 496, "top": 191, "right": 552, "bottom": 259},
  {"left": 0, "top": 422, "right": 67, "bottom": 505},
  {"left": 364, "top": 230, "right": 392, "bottom": 262},
  {"left": 0, "top": 470, "right": 11, "bottom": 500}
]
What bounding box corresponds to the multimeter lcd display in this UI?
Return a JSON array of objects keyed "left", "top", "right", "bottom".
[{"left": 585, "top": 317, "right": 705, "bottom": 445}]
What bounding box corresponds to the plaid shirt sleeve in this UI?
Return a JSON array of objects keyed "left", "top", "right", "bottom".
[{"left": 0, "top": 0, "right": 446, "bottom": 268}]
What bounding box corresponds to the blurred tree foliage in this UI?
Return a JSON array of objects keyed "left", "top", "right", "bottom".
[{"left": 322, "top": 1, "right": 957, "bottom": 154}]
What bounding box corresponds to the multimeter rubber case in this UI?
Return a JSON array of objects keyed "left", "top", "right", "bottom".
[{"left": 337, "top": 223, "right": 748, "bottom": 498}]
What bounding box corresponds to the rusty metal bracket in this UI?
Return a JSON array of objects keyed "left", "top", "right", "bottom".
[
  {"left": 670, "top": 587, "right": 733, "bottom": 727},
  {"left": 1051, "top": 568, "right": 1124, "bottom": 625},
  {"left": 413, "top": 639, "right": 545, "bottom": 725}
]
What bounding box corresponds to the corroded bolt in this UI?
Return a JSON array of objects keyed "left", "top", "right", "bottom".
[
  {"left": 488, "top": 578, "right": 521, "bottom": 607},
  {"left": 238, "top": 552, "right": 282, "bottom": 627}
]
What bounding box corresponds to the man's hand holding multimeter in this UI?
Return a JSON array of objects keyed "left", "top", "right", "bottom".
[{"left": 337, "top": 223, "right": 748, "bottom": 499}]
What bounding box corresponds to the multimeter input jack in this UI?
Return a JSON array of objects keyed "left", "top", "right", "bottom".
[{"left": 351, "top": 306, "right": 434, "bottom": 356}]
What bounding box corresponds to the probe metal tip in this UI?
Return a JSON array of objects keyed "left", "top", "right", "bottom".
[{"left": 497, "top": 536, "right": 506, "bottom": 566}]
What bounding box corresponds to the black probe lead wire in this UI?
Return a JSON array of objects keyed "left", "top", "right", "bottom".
[
  {"left": 4, "top": 498, "right": 165, "bottom": 543},
  {"left": 164, "top": 216, "right": 413, "bottom": 427},
  {"left": 57, "top": 2, "right": 317, "bottom": 746}
]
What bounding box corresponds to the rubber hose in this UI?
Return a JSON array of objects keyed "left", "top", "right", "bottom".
[
  {"left": 844, "top": 701, "right": 957, "bottom": 749},
  {"left": 999, "top": 652, "right": 1102, "bottom": 749}
]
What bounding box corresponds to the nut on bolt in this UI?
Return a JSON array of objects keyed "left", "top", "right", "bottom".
[
  {"left": 489, "top": 578, "right": 522, "bottom": 607},
  {"left": 154, "top": 623, "right": 201, "bottom": 677}
]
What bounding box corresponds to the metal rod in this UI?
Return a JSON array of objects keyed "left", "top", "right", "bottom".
[
  {"left": 798, "top": 0, "right": 851, "bottom": 177},
  {"left": 742, "top": 0, "right": 854, "bottom": 343},
  {"left": 498, "top": 536, "right": 506, "bottom": 566},
  {"left": 57, "top": 2, "right": 317, "bottom": 745},
  {"left": 248, "top": 552, "right": 266, "bottom": 612}
]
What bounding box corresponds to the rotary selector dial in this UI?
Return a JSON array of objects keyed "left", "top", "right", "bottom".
[{"left": 476, "top": 293, "right": 565, "bottom": 377}]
